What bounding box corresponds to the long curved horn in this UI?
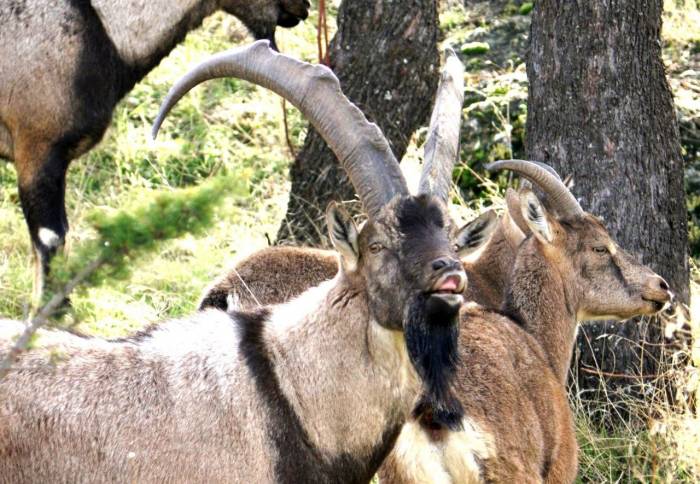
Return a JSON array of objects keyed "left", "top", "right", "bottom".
[
  {"left": 518, "top": 160, "right": 561, "bottom": 191},
  {"left": 418, "top": 48, "right": 465, "bottom": 204},
  {"left": 486, "top": 159, "right": 584, "bottom": 218},
  {"left": 152, "top": 40, "right": 408, "bottom": 218}
]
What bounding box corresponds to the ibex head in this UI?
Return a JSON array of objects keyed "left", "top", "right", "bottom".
[
  {"left": 489, "top": 160, "right": 673, "bottom": 321},
  {"left": 221, "top": 0, "right": 310, "bottom": 50},
  {"left": 327, "top": 198, "right": 465, "bottom": 330},
  {"left": 153, "top": 41, "right": 470, "bottom": 428}
]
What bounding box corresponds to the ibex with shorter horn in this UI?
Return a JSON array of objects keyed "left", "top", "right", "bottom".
[
  {"left": 0, "top": 0, "right": 309, "bottom": 301},
  {"left": 0, "top": 42, "right": 476, "bottom": 483},
  {"left": 378, "top": 160, "right": 673, "bottom": 483}
]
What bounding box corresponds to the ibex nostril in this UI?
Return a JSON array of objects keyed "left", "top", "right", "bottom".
[
  {"left": 659, "top": 279, "right": 669, "bottom": 291},
  {"left": 431, "top": 258, "right": 449, "bottom": 271}
]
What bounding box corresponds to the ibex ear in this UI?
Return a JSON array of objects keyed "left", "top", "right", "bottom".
[
  {"left": 454, "top": 210, "right": 498, "bottom": 257},
  {"left": 520, "top": 189, "right": 554, "bottom": 244},
  {"left": 326, "top": 202, "right": 359, "bottom": 271},
  {"left": 505, "top": 188, "right": 530, "bottom": 235}
]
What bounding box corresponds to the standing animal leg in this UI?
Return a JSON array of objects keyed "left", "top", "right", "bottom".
[{"left": 14, "top": 139, "right": 69, "bottom": 303}]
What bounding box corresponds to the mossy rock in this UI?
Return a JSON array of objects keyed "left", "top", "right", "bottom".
[{"left": 461, "top": 41, "right": 491, "bottom": 55}]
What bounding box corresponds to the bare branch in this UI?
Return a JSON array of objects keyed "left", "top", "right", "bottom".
[{"left": 0, "top": 256, "right": 104, "bottom": 379}]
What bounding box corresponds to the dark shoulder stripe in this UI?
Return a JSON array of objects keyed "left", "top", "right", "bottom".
[
  {"left": 236, "top": 308, "right": 328, "bottom": 482},
  {"left": 235, "top": 309, "right": 401, "bottom": 483}
]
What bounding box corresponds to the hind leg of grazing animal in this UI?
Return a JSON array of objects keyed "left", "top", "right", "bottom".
[{"left": 15, "top": 139, "right": 70, "bottom": 304}]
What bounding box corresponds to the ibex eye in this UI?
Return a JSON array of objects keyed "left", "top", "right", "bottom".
[
  {"left": 369, "top": 242, "right": 383, "bottom": 254},
  {"left": 593, "top": 246, "right": 608, "bottom": 254}
]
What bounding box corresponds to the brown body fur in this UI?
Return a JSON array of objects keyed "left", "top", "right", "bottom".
[
  {"left": 378, "top": 304, "right": 576, "bottom": 484},
  {"left": 200, "top": 246, "right": 339, "bottom": 310}
]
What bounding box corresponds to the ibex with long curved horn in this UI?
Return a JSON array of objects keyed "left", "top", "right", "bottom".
[{"left": 0, "top": 42, "right": 476, "bottom": 483}]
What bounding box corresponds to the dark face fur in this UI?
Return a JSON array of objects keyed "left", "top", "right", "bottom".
[{"left": 336, "top": 195, "right": 467, "bottom": 429}]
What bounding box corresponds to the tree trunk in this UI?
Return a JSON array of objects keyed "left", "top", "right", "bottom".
[
  {"left": 527, "top": 1, "right": 689, "bottom": 425},
  {"left": 277, "top": 0, "right": 439, "bottom": 244}
]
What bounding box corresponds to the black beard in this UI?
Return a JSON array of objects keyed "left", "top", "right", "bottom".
[{"left": 404, "top": 293, "right": 463, "bottom": 431}]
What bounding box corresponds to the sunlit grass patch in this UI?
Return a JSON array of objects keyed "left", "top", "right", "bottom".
[{"left": 0, "top": 11, "right": 321, "bottom": 326}]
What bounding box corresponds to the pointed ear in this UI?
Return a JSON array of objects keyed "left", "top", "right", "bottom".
[
  {"left": 520, "top": 189, "right": 554, "bottom": 244},
  {"left": 454, "top": 210, "right": 498, "bottom": 257},
  {"left": 326, "top": 202, "right": 359, "bottom": 271},
  {"left": 505, "top": 188, "right": 530, "bottom": 235}
]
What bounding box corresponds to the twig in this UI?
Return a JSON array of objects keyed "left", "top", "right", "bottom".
[
  {"left": 317, "top": 0, "right": 330, "bottom": 66},
  {"left": 0, "top": 256, "right": 104, "bottom": 379},
  {"left": 579, "top": 366, "right": 673, "bottom": 380},
  {"left": 230, "top": 266, "right": 262, "bottom": 308}
]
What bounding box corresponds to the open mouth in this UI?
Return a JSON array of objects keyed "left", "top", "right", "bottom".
[
  {"left": 431, "top": 271, "right": 466, "bottom": 295},
  {"left": 642, "top": 297, "right": 667, "bottom": 313}
]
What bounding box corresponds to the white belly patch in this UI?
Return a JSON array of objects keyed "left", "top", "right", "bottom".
[{"left": 389, "top": 418, "right": 495, "bottom": 483}]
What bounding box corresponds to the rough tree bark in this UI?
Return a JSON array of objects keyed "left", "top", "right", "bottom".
[
  {"left": 277, "top": 0, "right": 439, "bottom": 244},
  {"left": 527, "top": 1, "right": 689, "bottom": 423}
]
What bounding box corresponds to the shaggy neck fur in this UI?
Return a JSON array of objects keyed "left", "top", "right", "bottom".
[
  {"left": 501, "top": 238, "right": 579, "bottom": 383},
  {"left": 262, "top": 277, "right": 420, "bottom": 481}
]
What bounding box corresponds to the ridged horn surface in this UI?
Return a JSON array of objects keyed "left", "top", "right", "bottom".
[
  {"left": 152, "top": 40, "right": 408, "bottom": 218},
  {"left": 486, "top": 159, "right": 583, "bottom": 218},
  {"left": 418, "top": 48, "right": 465, "bottom": 204}
]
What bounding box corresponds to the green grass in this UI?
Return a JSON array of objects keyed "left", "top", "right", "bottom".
[{"left": 0, "top": 11, "right": 328, "bottom": 332}]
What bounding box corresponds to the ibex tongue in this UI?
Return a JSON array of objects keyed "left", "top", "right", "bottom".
[{"left": 437, "top": 276, "right": 460, "bottom": 292}]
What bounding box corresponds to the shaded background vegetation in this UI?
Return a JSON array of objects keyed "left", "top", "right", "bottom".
[{"left": 0, "top": 0, "right": 698, "bottom": 481}]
